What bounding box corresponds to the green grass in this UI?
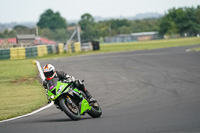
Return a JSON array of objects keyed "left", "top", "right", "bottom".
[
  {"left": 0, "top": 37, "right": 200, "bottom": 121},
  {"left": 36, "top": 37, "right": 200, "bottom": 60},
  {"left": 191, "top": 47, "right": 200, "bottom": 51},
  {"left": 100, "top": 37, "right": 200, "bottom": 52},
  {"left": 0, "top": 60, "right": 47, "bottom": 121}
]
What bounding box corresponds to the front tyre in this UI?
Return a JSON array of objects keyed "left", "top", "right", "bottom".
[
  {"left": 59, "top": 97, "right": 80, "bottom": 120},
  {"left": 88, "top": 102, "right": 102, "bottom": 118}
]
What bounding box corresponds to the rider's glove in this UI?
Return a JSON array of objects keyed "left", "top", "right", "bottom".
[
  {"left": 65, "top": 76, "right": 76, "bottom": 83},
  {"left": 43, "top": 80, "right": 47, "bottom": 89},
  {"left": 65, "top": 74, "right": 75, "bottom": 82},
  {"left": 71, "top": 76, "right": 75, "bottom": 82}
]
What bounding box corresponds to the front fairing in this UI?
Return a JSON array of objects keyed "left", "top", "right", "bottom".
[
  {"left": 47, "top": 78, "right": 92, "bottom": 115},
  {"left": 47, "top": 78, "right": 70, "bottom": 100}
]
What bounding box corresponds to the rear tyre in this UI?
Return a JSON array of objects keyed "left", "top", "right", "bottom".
[
  {"left": 88, "top": 102, "right": 102, "bottom": 118},
  {"left": 59, "top": 97, "right": 80, "bottom": 120}
]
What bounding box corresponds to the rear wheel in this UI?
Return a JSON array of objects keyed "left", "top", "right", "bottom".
[
  {"left": 59, "top": 97, "right": 80, "bottom": 120},
  {"left": 88, "top": 102, "right": 102, "bottom": 118}
]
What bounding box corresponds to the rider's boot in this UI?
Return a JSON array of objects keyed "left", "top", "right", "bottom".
[
  {"left": 85, "top": 90, "right": 97, "bottom": 103},
  {"left": 75, "top": 80, "right": 97, "bottom": 103}
]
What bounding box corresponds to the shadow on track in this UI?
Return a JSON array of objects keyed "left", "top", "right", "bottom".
[{"left": 32, "top": 117, "right": 93, "bottom": 123}]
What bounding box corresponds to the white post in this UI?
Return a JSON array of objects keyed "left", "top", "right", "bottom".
[
  {"left": 65, "top": 24, "right": 82, "bottom": 52},
  {"left": 66, "top": 30, "right": 77, "bottom": 53},
  {"left": 36, "top": 26, "right": 39, "bottom": 37},
  {"left": 77, "top": 25, "right": 81, "bottom": 46}
]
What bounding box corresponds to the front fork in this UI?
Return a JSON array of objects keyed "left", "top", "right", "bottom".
[
  {"left": 54, "top": 95, "right": 75, "bottom": 111},
  {"left": 66, "top": 95, "right": 77, "bottom": 108},
  {"left": 66, "top": 92, "right": 91, "bottom": 115}
]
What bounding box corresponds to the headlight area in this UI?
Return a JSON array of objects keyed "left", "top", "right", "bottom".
[{"left": 50, "top": 95, "right": 55, "bottom": 99}]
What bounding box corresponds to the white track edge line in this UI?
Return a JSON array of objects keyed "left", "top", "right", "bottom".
[
  {"left": 0, "top": 102, "right": 53, "bottom": 123},
  {"left": 186, "top": 49, "right": 191, "bottom": 52},
  {"left": 0, "top": 60, "right": 53, "bottom": 123},
  {"left": 35, "top": 60, "right": 45, "bottom": 81}
]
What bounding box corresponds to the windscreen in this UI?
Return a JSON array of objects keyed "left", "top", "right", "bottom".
[{"left": 47, "top": 78, "right": 58, "bottom": 90}]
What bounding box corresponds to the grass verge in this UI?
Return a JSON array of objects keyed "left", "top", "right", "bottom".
[
  {"left": 100, "top": 37, "right": 200, "bottom": 52},
  {"left": 191, "top": 47, "right": 200, "bottom": 51},
  {"left": 0, "top": 60, "right": 47, "bottom": 121},
  {"left": 36, "top": 37, "right": 200, "bottom": 60}
]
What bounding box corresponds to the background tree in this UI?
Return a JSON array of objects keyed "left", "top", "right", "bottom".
[
  {"left": 106, "top": 19, "right": 130, "bottom": 35},
  {"left": 159, "top": 6, "right": 200, "bottom": 36},
  {"left": 37, "top": 9, "right": 68, "bottom": 42},
  {"left": 13, "top": 25, "right": 35, "bottom": 34},
  {"left": 78, "top": 12, "right": 161, "bottom": 41},
  {"left": 159, "top": 17, "right": 178, "bottom": 35},
  {"left": 0, "top": 30, "right": 16, "bottom": 38},
  {"left": 37, "top": 9, "right": 67, "bottom": 29},
  {"left": 79, "top": 13, "right": 95, "bottom": 31},
  {"left": 79, "top": 13, "right": 98, "bottom": 41},
  {"left": 130, "top": 18, "right": 160, "bottom": 33},
  {"left": 95, "top": 21, "right": 110, "bottom": 37}
]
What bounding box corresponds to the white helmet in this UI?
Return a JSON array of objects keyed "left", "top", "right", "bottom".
[{"left": 43, "top": 64, "right": 55, "bottom": 79}]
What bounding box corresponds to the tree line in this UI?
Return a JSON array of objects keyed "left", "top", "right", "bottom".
[
  {"left": 0, "top": 6, "right": 199, "bottom": 43},
  {"left": 160, "top": 6, "right": 200, "bottom": 36},
  {"left": 79, "top": 14, "right": 160, "bottom": 41}
]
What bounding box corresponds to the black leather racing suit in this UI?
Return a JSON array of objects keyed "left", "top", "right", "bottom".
[{"left": 43, "top": 71, "right": 92, "bottom": 99}]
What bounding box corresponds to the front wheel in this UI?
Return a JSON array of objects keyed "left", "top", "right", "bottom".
[
  {"left": 88, "top": 102, "right": 102, "bottom": 118},
  {"left": 59, "top": 97, "right": 80, "bottom": 120}
]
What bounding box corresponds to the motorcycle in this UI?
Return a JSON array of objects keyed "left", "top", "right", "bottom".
[{"left": 46, "top": 77, "right": 102, "bottom": 120}]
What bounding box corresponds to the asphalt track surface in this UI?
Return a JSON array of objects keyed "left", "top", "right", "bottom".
[{"left": 1, "top": 45, "right": 200, "bottom": 133}]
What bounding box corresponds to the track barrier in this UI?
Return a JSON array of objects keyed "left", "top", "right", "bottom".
[{"left": 0, "top": 41, "right": 100, "bottom": 60}]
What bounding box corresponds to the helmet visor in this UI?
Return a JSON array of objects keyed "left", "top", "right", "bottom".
[{"left": 44, "top": 70, "right": 54, "bottom": 77}]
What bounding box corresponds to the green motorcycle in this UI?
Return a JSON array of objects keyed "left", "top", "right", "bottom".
[{"left": 46, "top": 77, "right": 102, "bottom": 120}]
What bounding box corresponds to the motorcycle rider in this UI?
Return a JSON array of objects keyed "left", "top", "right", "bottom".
[{"left": 42, "top": 64, "right": 96, "bottom": 103}]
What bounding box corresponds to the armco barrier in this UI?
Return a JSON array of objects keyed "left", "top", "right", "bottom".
[
  {"left": 26, "top": 47, "right": 38, "bottom": 58},
  {"left": 81, "top": 42, "right": 93, "bottom": 51},
  {"left": 52, "top": 45, "right": 58, "bottom": 54},
  {"left": 10, "top": 47, "right": 26, "bottom": 59},
  {"left": 0, "top": 44, "right": 67, "bottom": 60},
  {"left": 32, "top": 47, "right": 38, "bottom": 57},
  {"left": 0, "top": 49, "right": 10, "bottom": 60},
  {"left": 25, "top": 47, "right": 32, "bottom": 58},
  {"left": 47, "top": 45, "right": 53, "bottom": 54},
  {"left": 37, "top": 45, "right": 48, "bottom": 57}
]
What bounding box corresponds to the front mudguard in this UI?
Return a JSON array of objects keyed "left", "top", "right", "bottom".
[{"left": 79, "top": 99, "right": 91, "bottom": 115}]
